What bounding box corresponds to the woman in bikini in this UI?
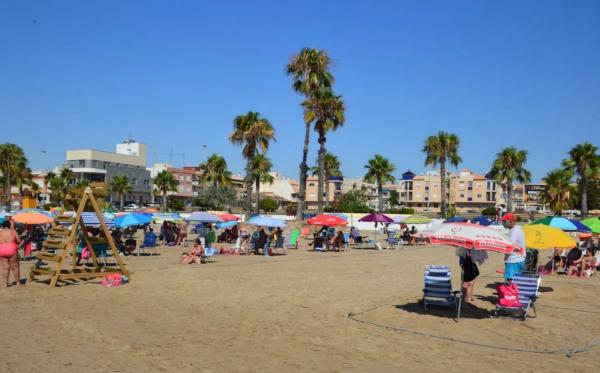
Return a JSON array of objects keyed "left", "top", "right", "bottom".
[
  {"left": 180, "top": 238, "right": 205, "bottom": 264},
  {"left": 0, "top": 219, "right": 21, "bottom": 287}
]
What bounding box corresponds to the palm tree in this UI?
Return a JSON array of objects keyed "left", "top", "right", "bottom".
[
  {"left": 229, "top": 111, "right": 275, "bottom": 215},
  {"left": 0, "top": 143, "right": 27, "bottom": 212},
  {"left": 49, "top": 177, "right": 67, "bottom": 206},
  {"left": 287, "top": 48, "right": 334, "bottom": 220},
  {"left": 562, "top": 143, "right": 600, "bottom": 217},
  {"left": 153, "top": 170, "right": 178, "bottom": 211},
  {"left": 111, "top": 175, "right": 132, "bottom": 210},
  {"left": 58, "top": 167, "right": 75, "bottom": 187},
  {"left": 543, "top": 169, "right": 573, "bottom": 215},
  {"left": 251, "top": 154, "right": 274, "bottom": 214},
  {"left": 422, "top": 132, "right": 462, "bottom": 218},
  {"left": 303, "top": 90, "right": 345, "bottom": 213},
  {"left": 311, "top": 152, "right": 342, "bottom": 208},
  {"left": 489, "top": 147, "right": 531, "bottom": 213},
  {"left": 199, "top": 153, "right": 232, "bottom": 188},
  {"left": 364, "top": 155, "right": 396, "bottom": 212}
]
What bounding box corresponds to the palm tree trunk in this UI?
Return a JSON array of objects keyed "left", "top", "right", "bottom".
[
  {"left": 581, "top": 174, "right": 588, "bottom": 217},
  {"left": 245, "top": 157, "right": 254, "bottom": 216},
  {"left": 255, "top": 177, "right": 261, "bottom": 214},
  {"left": 296, "top": 123, "right": 311, "bottom": 220},
  {"left": 378, "top": 177, "right": 383, "bottom": 212},
  {"left": 163, "top": 189, "right": 168, "bottom": 212},
  {"left": 507, "top": 180, "right": 513, "bottom": 213},
  {"left": 120, "top": 193, "right": 124, "bottom": 210},
  {"left": 440, "top": 161, "right": 446, "bottom": 218},
  {"left": 317, "top": 136, "right": 326, "bottom": 214},
  {"left": 325, "top": 172, "right": 330, "bottom": 210}
]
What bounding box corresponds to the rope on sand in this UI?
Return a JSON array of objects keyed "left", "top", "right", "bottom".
[{"left": 346, "top": 304, "right": 600, "bottom": 358}]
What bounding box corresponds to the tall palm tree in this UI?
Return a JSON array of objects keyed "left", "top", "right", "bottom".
[
  {"left": 49, "top": 177, "right": 67, "bottom": 206},
  {"left": 364, "top": 155, "right": 396, "bottom": 212},
  {"left": 199, "top": 153, "right": 232, "bottom": 188},
  {"left": 422, "top": 132, "right": 462, "bottom": 218},
  {"left": 251, "top": 154, "right": 274, "bottom": 214},
  {"left": 111, "top": 175, "right": 132, "bottom": 210},
  {"left": 562, "top": 143, "right": 600, "bottom": 217},
  {"left": 229, "top": 111, "right": 275, "bottom": 215},
  {"left": 0, "top": 143, "right": 27, "bottom": 212},
  {"left": 303, "top": 90, "right": 345, "bottom": 213},
  {"left": 489, "top": 147, "right": 531, "bottom": 213},
  {"left": 287, "top": 48, "right": 334, "bottom": 220},
  {"left": 311, "top": 152, "right": 342, "bottom": 208},
  {"left": 543, "top": 169, "right": 573, "bottom": 215},
  {"left": 59, "top": 167, "right": 75, "bottom": 186},
  {"left": 153, "top": 171, "right": 178, "bottom": 212},
  {"left": 15, "top": 162, "right": 32, "bottom": 210}
]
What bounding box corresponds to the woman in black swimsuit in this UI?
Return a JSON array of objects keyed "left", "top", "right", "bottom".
[{"left": 460, "top": 248, "right": 479, "bottom": 305}]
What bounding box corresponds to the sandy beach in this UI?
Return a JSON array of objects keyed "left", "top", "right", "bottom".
[{"left": 0, "top": 239, "right": 598, "bottom": 373}]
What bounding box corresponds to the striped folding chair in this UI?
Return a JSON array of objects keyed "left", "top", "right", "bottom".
[
  {"left": 423, "top": 265, "right": 460, "bottom": 317},
  {"left": 386, "top": 230, "right": 400, "bottom": 250},
  {"left": 495, "top": 274, "right": 541, "bottom": 320}
]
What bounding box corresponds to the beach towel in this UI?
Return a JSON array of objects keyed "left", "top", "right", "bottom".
[{"left": 101, "top": 274, "right": 129, "bottom": 287}]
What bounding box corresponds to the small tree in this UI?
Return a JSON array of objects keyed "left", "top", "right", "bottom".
[
  {"left": 334, "top": 189, "right": 370, "bottom": 213},
  {"left": 167, "top": 196, "right": 184, "bottom": 211},
  {"left": 388, "top": 190, "right": 400, "bottom": 208},
  {"left": 194, "top": 186, "right": 238, "bottom": 211},
  {"left": 153, "top": 171, "right": 178, "bottom": 211},
  {"left": 259, "top": 198, "right": 278, "bottom": 213}
]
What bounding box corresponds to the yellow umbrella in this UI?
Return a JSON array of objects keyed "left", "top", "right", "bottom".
[{"left": 523, "top": 224, "right": 576, "bottom": 249}]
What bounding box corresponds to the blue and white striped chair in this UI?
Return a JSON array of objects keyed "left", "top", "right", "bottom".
[
  {"left": 423, "top": 265, "right": 460, "bottom": 316},
  {"left": 495, "top": 274, "right": 541, "bottom": 320},
  {"left": 386, "top": 230, "right": 400, "bottom": 250}
]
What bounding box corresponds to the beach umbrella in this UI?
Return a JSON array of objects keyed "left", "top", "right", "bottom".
[
  {"left": 358, "top": 213, "right": 394, "bottom": 223},
  {"left": 471, "top": 216, "right": 492, "bottom": 226},
  {"left": 103, "top": 212, "right": 116, "bottom": 220},
  {"left": 143, "top": 207, "right": 158, "bottom": 213},
  {"left": 130, "top": 213, "right": 152, "bottom": 224},
  {"left": 425, "top": 222, "right": 523, "bottom": 255},
  {"left": 580, "top": 217, "right": 600, "bottom": 234},
  {"left": 186, "top": 212, "right": 223, "bottom": 223},
  {"left": 246, "top": 215, "right": 286, "bottom": 228},
  {"left": 12, "top": 212, "right": 53, "bottom": 225},
  {"left": 216, "top": 221, "right": 238, "bottom": 229},
  {"left": 530, "top": 216, "right": 591, "bottom": 232},
  {"left": 401, "top": 215, "right": 432, "bottom": 224},
  {"left": 217, "top": 212, "right": 240, "bottom": 222},
  {"left": 307, "top": 214, "right": 348, "bottom": 226},
  {"left": 114, "top": 214, "right": 148, "bottom": 228},
  {"left": 390, "top": 215, "right": 411, "bottom": 224},
  {"left": 80, "top": 212, "right": 116, "bottom": 229},
  {"left": 444, "top": 216, "right": 467, "bottom": 223},
  {"left": 522, "top": 225, "right": 577, "bottom": 250}
]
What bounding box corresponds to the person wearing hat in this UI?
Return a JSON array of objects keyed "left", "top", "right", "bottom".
[{"left": 501, "top": 213, "right": 525, "bottom": 280}]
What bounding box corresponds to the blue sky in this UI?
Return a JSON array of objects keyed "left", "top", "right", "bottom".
[{"left": 2, "top": 0, "right": 599, "bottom": 182}]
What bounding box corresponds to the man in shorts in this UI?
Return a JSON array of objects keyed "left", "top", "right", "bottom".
[{"left": 502, "top": 213, "right": 525, "bottom": 280}]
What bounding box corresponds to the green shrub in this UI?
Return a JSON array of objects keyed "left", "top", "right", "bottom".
[
  {"left": 481, "top": 207, "right": 497, "bottom": 216},
  {"left": 259, "top": 198, "right": 278, "bottom": 213}
]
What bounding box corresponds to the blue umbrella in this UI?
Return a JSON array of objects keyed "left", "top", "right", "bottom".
[
  {"left": 531, "top": 216, "right": 591, "bottom": 232},
  {"left": 186, "top": 212, "right": 223, "bottom": 223},
  {"left": 471, "top": 216, "right": 492, "bottom": 226},
  {"left": 114, "top": 214, "right": 148, "bottom": 228},
  {"left": 247, "top": 215, "right": 287, "bottom": 228},
  {"left": 130, "top": 213, "right": 152, "bottom": 224},
  {"left": 216, "top": 221, "right": 238, "bottom": 229},
  {"left": 81, "top": 212, "right": 116, "bottom": 229}
]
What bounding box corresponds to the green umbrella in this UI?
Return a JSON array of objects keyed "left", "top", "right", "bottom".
[
  {"left": 401, "top": 215, "right": 432, "bottom": 224},
  {"left": 580, "top": 217, "right": 600, "bottom": 234}
]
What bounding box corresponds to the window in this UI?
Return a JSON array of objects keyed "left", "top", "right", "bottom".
[
  {"left": 467, "top": 197, "right": 473, "bottom": 202},
  {"left": 186, "top": 175, "right": 191, "bottom": 182},
  {"left": 460, "top": 193, "right": 465, "bottom": 198},
  {"left": 78, "top": 160, "right": 85, "bottom": 167},
  {"left": 424, "top": 197, "right": 429, "bottom": 201},
  {"left": 477, "top": 194, "right": 482, "bottom": 198},
  {"left": 425, "top": 186, "right": 429, "bottom": 191},
  {"left": 131, "top": 177, "right": 137, "bottom": 185},
  {"left": 308, "top": 183, "right": 315, "bottom": 187}
]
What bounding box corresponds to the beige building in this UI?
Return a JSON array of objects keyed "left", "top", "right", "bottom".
[{"left": 400, "top": 169, "right": 498, "bottom": 213}]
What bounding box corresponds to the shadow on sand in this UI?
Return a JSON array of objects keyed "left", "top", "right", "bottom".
[{"left": 394, "top": 300, "right": 491, "bottom": 320}]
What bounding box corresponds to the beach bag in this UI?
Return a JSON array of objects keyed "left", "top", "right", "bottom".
[
  {"left": 497, "top": 283, "right": 521, "bottom": 307},
  {"left": 81, "top": 247, "right": 91, "bottom": 260}
]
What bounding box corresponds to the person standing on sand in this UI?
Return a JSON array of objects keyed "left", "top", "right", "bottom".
[
  {"left": 501, "top": 213, "right": 525, "bottom": 280},
  {"left": 0, "top": 219, "right": 21, "bottom": 287}
]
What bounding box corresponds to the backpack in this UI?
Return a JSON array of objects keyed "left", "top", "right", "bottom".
[{"left": 497, "top": 283, "right": 521, "bottom": 307}]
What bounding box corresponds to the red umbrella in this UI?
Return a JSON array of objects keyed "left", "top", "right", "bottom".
[
  {"left": 307, "top": 214, "right": 348, "bottom": 226},
  {"left": 218, "top": 212, "right": 240, "bottom": 222}
]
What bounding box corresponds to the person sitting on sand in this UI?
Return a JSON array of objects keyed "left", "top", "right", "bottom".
[
  {"left": 331, "top": 231, "right": 346, "bottom": 251},
  {"left": 566, "top": 246, "right": 584, "bottom": 277},
  {"left": 180, "top": 239, "right": 205, "bottom": 264}
]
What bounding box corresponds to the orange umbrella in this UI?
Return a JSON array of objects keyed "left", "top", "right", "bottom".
[
  {"left": 12, "top": 212, "right": 53, "bottom": 225},
  {"left": 218, "top": 212, "right": 240, "bottom": 222}
]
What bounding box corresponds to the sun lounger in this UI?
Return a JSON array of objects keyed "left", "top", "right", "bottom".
[
  {"left": 139, "top": 232, "right": 157, "bottom": 256},
  {"left": 495, "top": 274, "right": 540, "bottom": 320},
  {"left": 286, "top": 229, "right": 300, "bottom": 249},
  {"left": 423, "top": 265, "right": 460, "bottom": 317}
]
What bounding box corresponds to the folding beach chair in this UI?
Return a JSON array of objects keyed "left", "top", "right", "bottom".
[
  {"left": 204, "top": 247, "right": 217, "bottom": 262},
  {"left": 387, "top": 230, "right": 400, "bottom": 250},
  {"left": 272, "top": 235, "right": 286, "bottom": 255},
  {"left": 495, "top": 274, "right": 541, "bottom": 320},
  {"left": 422, "top": 265, "right": 460, "bottom": 317},
  {"left": 139, "top": 232, "right": 157, "bottom": 256},
  {"left": 286, "top": 229, "right": 300, "bottom": 249}
]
